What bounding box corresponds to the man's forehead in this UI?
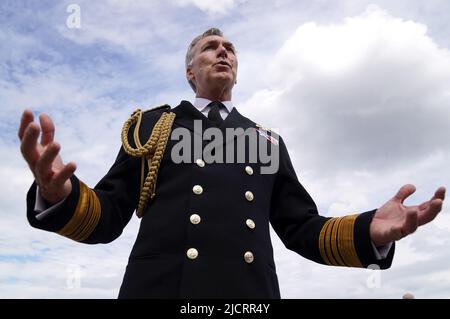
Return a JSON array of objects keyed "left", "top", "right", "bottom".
[{"left": 197, "top": 35, "right": 234, "bottom": 47}]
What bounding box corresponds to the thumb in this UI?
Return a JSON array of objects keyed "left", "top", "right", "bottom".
[{"left": 394, "top": 184, "right": 416, "bottom": 203}]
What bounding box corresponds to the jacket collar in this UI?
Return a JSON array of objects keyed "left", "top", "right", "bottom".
[
  {"left": 172, "top": 100, "right": 255, "bottom": 134},
  {"left": 193, "top": 97, "right": 234, "bottom": 114}
]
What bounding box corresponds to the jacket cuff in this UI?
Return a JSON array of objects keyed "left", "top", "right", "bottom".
[
  {"left": 354, "top": 210, "right": 395, "bottom": 269},
  {"left": 27, "top": 175, "right": 81, "bottom": 233}
]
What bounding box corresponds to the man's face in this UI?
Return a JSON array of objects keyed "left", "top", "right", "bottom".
[{"left": 187, "top": 35, "right": 238, "bottom": 96}]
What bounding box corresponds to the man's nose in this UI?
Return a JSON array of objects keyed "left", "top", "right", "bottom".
[{"left": 217, "top": 44, "right": 228, "bottom": 58}]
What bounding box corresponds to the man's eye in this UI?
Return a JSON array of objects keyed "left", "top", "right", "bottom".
[{"left": 203, "top": 45, "right": 213, "bottom": 51}]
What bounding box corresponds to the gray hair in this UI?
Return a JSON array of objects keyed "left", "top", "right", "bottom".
[{"left": 185, "top": 28, "right": 224, "bottom": 92}]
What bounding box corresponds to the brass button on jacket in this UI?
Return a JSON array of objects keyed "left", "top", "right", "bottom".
[
  {"left": 193, "top": 185, "right": 203, "bottom": 195},
  {"left": 244, "top": 251, "right": 254, "bottom": 264},
  {"left": 246, "top": 219, "right": 256, "bottom": 229},
  {"left": 190, "top": 214, "right": 201, "bottom": 225},
  {"left": 187, "top": 248, "right": 199, "bottom": 260},
  {"left": 196, "top": 159, "right": 205, "bottom": 167}
]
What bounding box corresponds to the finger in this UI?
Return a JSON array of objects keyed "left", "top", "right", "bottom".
[
  {"left": 35, "top": 142, "right": 60, "bottom": 182},
  {"left": 39, "top": 113, "right": 55, "bottom": 146},
  {"left": 418, "top": 200, "right": 429, "bottom": 211},
  {"left": 411, "top": 187, "right": 445, "bottom": 211},
  {"left": 51, "top": 161, "right": 77, "bottom": 187},
  {"left": 18, "top": 109, "right": 34, "bottom": 140},
  {"left": 394, "top": 184, "right": 416, "bottom": 204},
  {"left": 417, "top": 187, "right": 446, "bottom": 210},
  {"left": 433, "top": 187, "right": 446, "bottom": 201},
  {"left": 418, "top": 198, "right": 443, "bottom": 226},
  {"left": 402, "top": 210, "right": 418, "bottom": 236},
  {"left": 20, "top": 123, "right": 41, "bottom": 169}
]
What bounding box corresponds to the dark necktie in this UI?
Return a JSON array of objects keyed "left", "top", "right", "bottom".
[{"left": 207, "top": 101, "right": 224, "bottom": 127}]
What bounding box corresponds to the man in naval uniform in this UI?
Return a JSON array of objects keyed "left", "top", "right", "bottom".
[{"left": 18, "top": 28, "right": 446, "bottom": 298}]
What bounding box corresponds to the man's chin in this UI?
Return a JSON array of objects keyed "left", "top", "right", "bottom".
[{"left": 211, "top": 73, "right": 233, "bottom": 84}]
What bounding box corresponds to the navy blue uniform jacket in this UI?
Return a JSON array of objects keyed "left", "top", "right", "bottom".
[{"left": 26, "top": 100, "right": 394, "bottom": 298}]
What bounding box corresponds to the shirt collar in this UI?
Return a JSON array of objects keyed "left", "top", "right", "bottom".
[{"left": 193, "top": 97, "right": 234, "bottom": 113}]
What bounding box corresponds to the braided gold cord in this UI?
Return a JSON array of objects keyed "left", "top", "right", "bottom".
[
  {"left": 121, "top": 108, "right": 176, "bottom": 217},
  {"left": 122, "top": 109, "right": 160, "bottom": 157}
]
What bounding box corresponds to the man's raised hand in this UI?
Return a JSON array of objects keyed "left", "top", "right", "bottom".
[
  {"left": 370, "top": 184, "right": 446, "bottom": 247},
  {"left": 18, "top": 109, "right": 76, "bottom": 204}
]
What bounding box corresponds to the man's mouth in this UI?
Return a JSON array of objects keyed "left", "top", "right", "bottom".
[{"left": 215, "top": 61, "right": 231, "bottom": 68}]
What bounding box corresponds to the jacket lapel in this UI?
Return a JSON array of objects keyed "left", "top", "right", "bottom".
[
  {"left": 172, "top": 100, "right": 212, "bottom": 133},
  {"left": 171, "top": 100, "right": 256, "bottom": 144}
]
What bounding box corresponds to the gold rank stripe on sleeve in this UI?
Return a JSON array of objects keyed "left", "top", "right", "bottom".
[
  {"left": 57, "top": 181, "right": 101, "bottom": 242},
  {"left": 319, "top": 214, "right": 363, "bottom": 267}
]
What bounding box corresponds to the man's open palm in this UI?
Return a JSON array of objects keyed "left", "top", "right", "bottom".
[{"left": 370, "top": 184, "right": 446, "bottom": 247}]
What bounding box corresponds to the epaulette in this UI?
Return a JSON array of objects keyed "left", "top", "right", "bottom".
[{"left": 142, "top": 104, "right": 171, "bottom": 114}]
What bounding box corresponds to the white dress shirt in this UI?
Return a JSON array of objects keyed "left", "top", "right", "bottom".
[{"left": 193, "top": 97, "right": 234, "bottom": 120}]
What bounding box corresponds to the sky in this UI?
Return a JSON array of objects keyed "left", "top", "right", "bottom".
[{"left": 1, "top": 0, "right": 449, "bottom": 298}]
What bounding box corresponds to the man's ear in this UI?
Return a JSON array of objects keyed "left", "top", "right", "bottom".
[{"left": 186, "top": 66, "right": 194, "bottom": 82}]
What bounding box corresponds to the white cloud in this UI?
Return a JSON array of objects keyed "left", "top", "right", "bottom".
[
  {"left": 58, "top": 1, "right": 161, "bottom": 48},
  {"left": 241, "top": 5, "right": 450, "bottom": 173},
  {"left": 176, "top": 0, "right": 237, "bottom": 15}
]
